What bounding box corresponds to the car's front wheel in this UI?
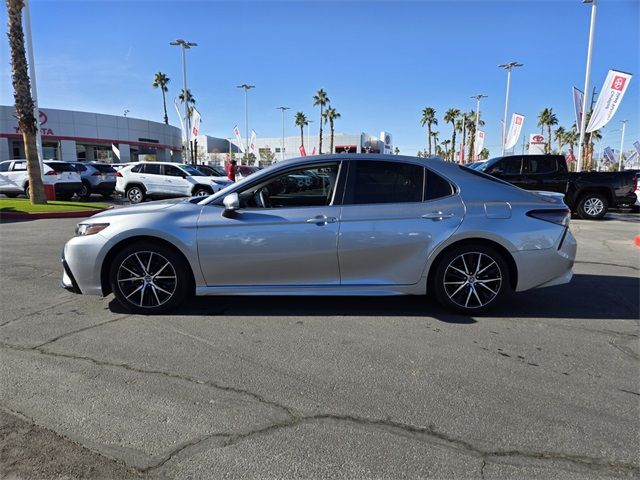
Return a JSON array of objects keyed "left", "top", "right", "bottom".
[
  {"left": 192, "top": 186, "right": 212, "bottom": 197},
  {"left": 432, "top": 244, "right": 511, "bottom": 314},
  {"left": 109, "top": 242, "right": 190, "bottom": 314},
  {"left": 576, "top": 192, "right": 608, "bottom": 220},
  {"left": 126, "top": 185, "right": 145, "bottom": 204}
]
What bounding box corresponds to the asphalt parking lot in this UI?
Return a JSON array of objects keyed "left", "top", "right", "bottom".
[{"left": 0, "top": 213, "right": 638, "bottom": 479}]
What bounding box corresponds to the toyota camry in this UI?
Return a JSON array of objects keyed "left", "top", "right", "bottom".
[{"left": 61, "top": 155, "right": 576, "bottom": 315}]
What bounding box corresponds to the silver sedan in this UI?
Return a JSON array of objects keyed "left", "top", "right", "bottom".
[{"left": 61, "top": 155, "right": 576, "bottom": 315}]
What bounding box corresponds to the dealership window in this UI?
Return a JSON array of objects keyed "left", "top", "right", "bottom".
[{"left": 42, "top": 142, "right": 59, "bottom": 160}]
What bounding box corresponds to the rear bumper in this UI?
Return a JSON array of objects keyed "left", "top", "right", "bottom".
[
  {"left": 512, "top": 228, "right": 577, "bottom": 292},
  {"left": 55, "top": 182, "right": 82, "bottom": 194},
  {"left": 91, "top": 181, "right": 116, "bottom": 193}
]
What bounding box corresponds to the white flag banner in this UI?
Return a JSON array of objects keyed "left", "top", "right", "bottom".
[
  {"left": 586, "top": 70, "right": 632, "bottom": 133},
  {"left": 174, "top": 98, "right": 186, "bottom": 143},
  {"left": 233, "top": 125, "right": 245, "bottom": 153},
  {"left": 190, "top": 108, "right": 201, "bottom": 142},
  {"left": 504, "top": 113, "right": 525, "bottom": 150},
  {"left": 634, "top": 140, "right": 640, "bottom": 155},
  {"left": 572, "top": 87, "right": 584, "bottom": 133},
  {"left": 474, "top": 130, "right": 485, "bottom": 157},
  {"left": 249, "top": 130, "right": 257, "bottom": 156}
]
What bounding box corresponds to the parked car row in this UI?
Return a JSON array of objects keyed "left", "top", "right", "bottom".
[{"left": 0, "top": 159, "right": 83, "bottom": 200}]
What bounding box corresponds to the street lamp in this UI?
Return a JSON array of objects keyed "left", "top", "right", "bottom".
[
  {"left": 618, "top": 120, "right": 627, "bottom": 171},
  {"left": 236, "top": 84, "right": 255, "bottom": 162},
  {"left": 123, "top": 109, "right": 130, "bottom": 117},
  {"left": 170, "top": 39, "right": 197, "bottom": 162},
  {"left": 276, "top": 106, "right": 290, "bottom": 161},
  {"left": 576, "top": 0, "right": 597, "bottom": 172},
  {"left": 498, "top": 61, "right": 523, "bottom": 155},
  {"left": 471, "top": 94, "right": 488, "bottom": 160},
  {"left": 307, "top": 119, "right": 314, "bottom": 154}
]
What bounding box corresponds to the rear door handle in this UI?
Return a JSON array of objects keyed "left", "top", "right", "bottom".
[
  {"left": 306, "top": 215, "right": 338, "bottom": 225},
  {"left": 421, "top": 211, "right": 454, "bottom": 220}
]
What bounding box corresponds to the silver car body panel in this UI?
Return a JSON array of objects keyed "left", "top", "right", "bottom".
[{"left": 62, "top": 155, "right": 576, "bottom": 299}]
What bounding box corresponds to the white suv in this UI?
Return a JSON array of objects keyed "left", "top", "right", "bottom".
[
  {"left": 115, "top": 162, "right": 233, "bottom": 204},
  {"left": 0, "top": 159, "right": 82, "bottom": 200}
]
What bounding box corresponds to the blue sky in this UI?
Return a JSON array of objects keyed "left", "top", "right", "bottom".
[{"left": 1, "top": 0, "right": 638, "bottom": 156}]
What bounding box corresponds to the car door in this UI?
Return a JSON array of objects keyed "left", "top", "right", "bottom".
[
  {"left": 162, "top": 164, "right": 193, "bottom": 196},
  {"left": 337, "top": 160, "right": 464, "bottom": 285},
  {"left": 524, "top": 156, "right": 566, "bottom": 193},
  {"left": 7, "top": 161, "right": 29, "bottom": 191},
  {"left": 0, "top": 161, "right": 18, "bottom": 193},
  {"left": 140, "top": 163, "right": 163, "bottom": 194},
  {"left": 197, "top": 161, "right": 343, "bottom": 286}
]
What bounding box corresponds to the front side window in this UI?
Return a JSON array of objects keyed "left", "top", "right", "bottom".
[
  {"left": 349, "top": 161, "right": 424, "bottom": 204},
  {"left": 239, "top": 163, "right": 340, "bottom": 209},
  {"left": 164, "top": 165, "right": 184, "bottom": 177},
  {"left": 11, "top": 162, "right": 26, "bottom": 171},
  {"left": 487, "top": 158, "right": 521, "bottom": 175},
  {"left": 527, "top": 156, "right": 557, "bottom": 174}
]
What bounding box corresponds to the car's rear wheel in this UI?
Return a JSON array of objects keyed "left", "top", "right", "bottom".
[
  {"left": 23, "top": 183, "right": 29, "bottom": 199},
  {"left": 577, "top": 193, "right": 608, "bottom": 220},
  {"left": 109, "top": 242, "right": 190, "bottom": 314},
  {"left": 433, "top": 245, "right": 510, "bottom": 314},
  {"left": 126, "top": 185, "right": 145, "bottom": 204},
  {"left": 78, "top": 181, "right": 91, "bottom": 200}
]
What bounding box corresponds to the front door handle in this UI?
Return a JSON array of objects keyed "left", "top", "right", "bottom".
[
  {"left": 306, "top": 215, "right": 338, "bottom": 225},
  {"left": 421, "top": 211, "right": 454, "bottom": 220}
]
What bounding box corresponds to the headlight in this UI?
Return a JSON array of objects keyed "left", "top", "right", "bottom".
[{"left": 75, "top": 223, "right": 110, "bottom": 236}]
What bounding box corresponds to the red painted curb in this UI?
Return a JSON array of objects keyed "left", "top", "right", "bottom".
[
  {"left": 0, "top": 208, "right": 108, "bottom": 220},
  {"left": 635, "top": 235, "right": 640, "bottom": 248}
]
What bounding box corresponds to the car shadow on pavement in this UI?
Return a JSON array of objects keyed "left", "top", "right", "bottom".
[{"left": 108, "top": 274, "right": 639, "bottom": 322}]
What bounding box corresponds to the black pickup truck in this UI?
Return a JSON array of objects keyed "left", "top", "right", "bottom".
[{"left": 476, "top": 155, "right": 637, "bottom": 219}]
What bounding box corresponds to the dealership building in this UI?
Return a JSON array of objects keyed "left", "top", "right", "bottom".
[{"left": 0, "top": 105, "right": 183, "bottom": 163}]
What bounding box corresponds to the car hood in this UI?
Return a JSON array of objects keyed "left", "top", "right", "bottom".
[{"left": 90, "top": 198, "right": 187, "bottom": 219}]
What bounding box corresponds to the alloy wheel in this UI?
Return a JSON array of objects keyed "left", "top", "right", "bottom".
[
  {"left": 127, "top": 188, "right": 143, "bottom": 203},
  {"left": 116, "top": 251, "right": 177, "bottom": 308},
  {"left": 443, "top": 252, "right": 502, "bottom": 309},
  {"left": 583, "top": 197, "right": 604, "bottom": 217}
]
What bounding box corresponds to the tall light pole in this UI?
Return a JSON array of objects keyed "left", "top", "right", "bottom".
[
  {"left": 236, "top": 84, "right": 255, "bottom": 159},
  {"left": 276, "top": 106, "right": 290, "bottom": 161},
  {"left": 307, "top": 119, "right": 314, "bottom": 153},
  {"left": 499, "top": 62, "right": 523, "bottom": 155},
  {"left": 577, "top": 0, "right": 597, "bottom": 172},
  {"left": 23, "top": 0, "right": 43, "bottom": 178},
  {"left": 618, "top": 120, "right": 627, "bottom": 171},
  {"left": 170, "top": 39, "right": 197, "bottom": 162},
  {"left": 471, "top": 94, "right": 487, "bottom": 160}
]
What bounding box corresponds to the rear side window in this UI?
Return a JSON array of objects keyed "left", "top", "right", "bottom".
[
  {"left": 12, "top": 162, "right": 26, "bottom": 171},
  {"left": 527, "top": 156, "right": 557, "bottom": 174},
  {"left": 0, "top": 162, "right": 9, "bottom": 172},
  {"left": 92, "top": 164, "right": 116, "bottom": 173},
  {"left": 130, "top": 164, "right": 143, "bottom": 173},
  {"left": 142, "top": 163, "right": 161, "bottom": 175},
  {"left": 350, "top": 161, "right": 424, "bottom": 204},
  {"left": 45, "top": 162, "right": 77, "bottom": 172},
  {"left": 425, "top": 169, "right": 454, "bottom": 200}
]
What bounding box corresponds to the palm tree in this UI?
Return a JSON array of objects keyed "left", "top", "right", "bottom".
[
  {"left": 152, "top": 72, "right": 170, "bottom": 125},
  {"left": 294, "top": 112, "right": 308, "bottom": 148},
  {"left": 420, "top": 107, "right": 437, "bottom": 156},
  {"left": 394, "top": 147, "right": 400, "bottom": 155},
  {"left": 179, "top": 88, "right": 196, "bottom": 112},
  {"left": 479, "top": 148, "right": 490, "bottom": 160},
  {"left": 456, "top": 118, "right": 465, "bottom": 163},
  {"left": 466, "top": 111, "right": 485, "bottom": 162},
  {"left": 431, "top": 131, "right": 439, "bottom": 156},
  {"left": 441, "top": 139, "right": 451, "bottom": 160},
  {"left": 7, "top": 0, "right": 46, "bottom": 204},
  {"left": 444, "top": 108, "right": 461, "bottom": 161},
  {"left": 537, "top": 108, "right": 558, "bottom": 154},
  {"left": 322, "top": 106, "right": 341, "bottom": 154},
  {"left": 313, "top": 89, "right": 329, "bottom": 154},
  {"left": 554, "top": 126, "right": 566, "bottom": 154}
]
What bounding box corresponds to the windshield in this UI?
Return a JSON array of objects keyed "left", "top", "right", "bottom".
[{"left": 180, "top": 165, "right": 205, "bottom": 176}]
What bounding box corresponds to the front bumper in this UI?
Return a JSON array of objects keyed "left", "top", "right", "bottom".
[{"left": 61, "top": 251, "right": 82, "bottom": 294}]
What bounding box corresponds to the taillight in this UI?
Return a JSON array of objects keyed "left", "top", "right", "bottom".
[
  {"left": 527, "top": 209, "right": 571, "bottom": 226},
  {"left": 45, "top": 170, "right": 59, "bottom": 175},
  {"left": 116, "top": 171, "right": 123, "bottom": 177}
]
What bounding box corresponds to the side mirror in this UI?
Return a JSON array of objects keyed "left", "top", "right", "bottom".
[{"left": 222, "top": 193, "right": 240, "bottom": 218}]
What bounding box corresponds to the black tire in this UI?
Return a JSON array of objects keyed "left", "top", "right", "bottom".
[
  {"left": 23, "top": 183, "right": 29, "bottom": 199},
  {"left": 192, "top": 186, "right": 212, "bottom": 198},
  {"left": 432, "top": 244, "right": 511, "bottom": 315},
  {"left": 126, "top": 185, "right": 145, "bottom": 204},
  {"left": 577, "top": 193, "right": 608, "bottom": 220},
  {"left": 109, "top": 242, "right": 190, "bottom": 314},
  {"left": 78, "top": 181, "right": 92, "bottom": 200}
]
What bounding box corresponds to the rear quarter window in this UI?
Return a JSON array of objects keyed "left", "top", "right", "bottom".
[
  {"left": 425, "top": 169, "right": 454, "bottom": 200},
  {"left": 92, "top": 164, "right": 116, "bottom": 173},
  {"left": 45, "top": 162, "right": 77, "bottom": 172}
]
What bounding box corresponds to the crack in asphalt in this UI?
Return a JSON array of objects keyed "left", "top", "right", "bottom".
[
  {"left": 0, "top": 298, "right": 75, "bottom": 328},
  {"left": 480, "top": 458, "right": 487, "bottom": 479},
  {"left": 32, "top": 315, "right": 132, "bottom": 349},
  {"left": 2, "top": 341, "right": 638, "bottom": 477},
  {"left": 608, "top": 336, "right": 640, "bottom": 361},
  {"left": 574, "top": 260, "right": 640, "bottom": 272}
]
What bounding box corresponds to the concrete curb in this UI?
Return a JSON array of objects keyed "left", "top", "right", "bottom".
[{"left": 0, "top": 207, "right": 109, "bottom": 221}]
